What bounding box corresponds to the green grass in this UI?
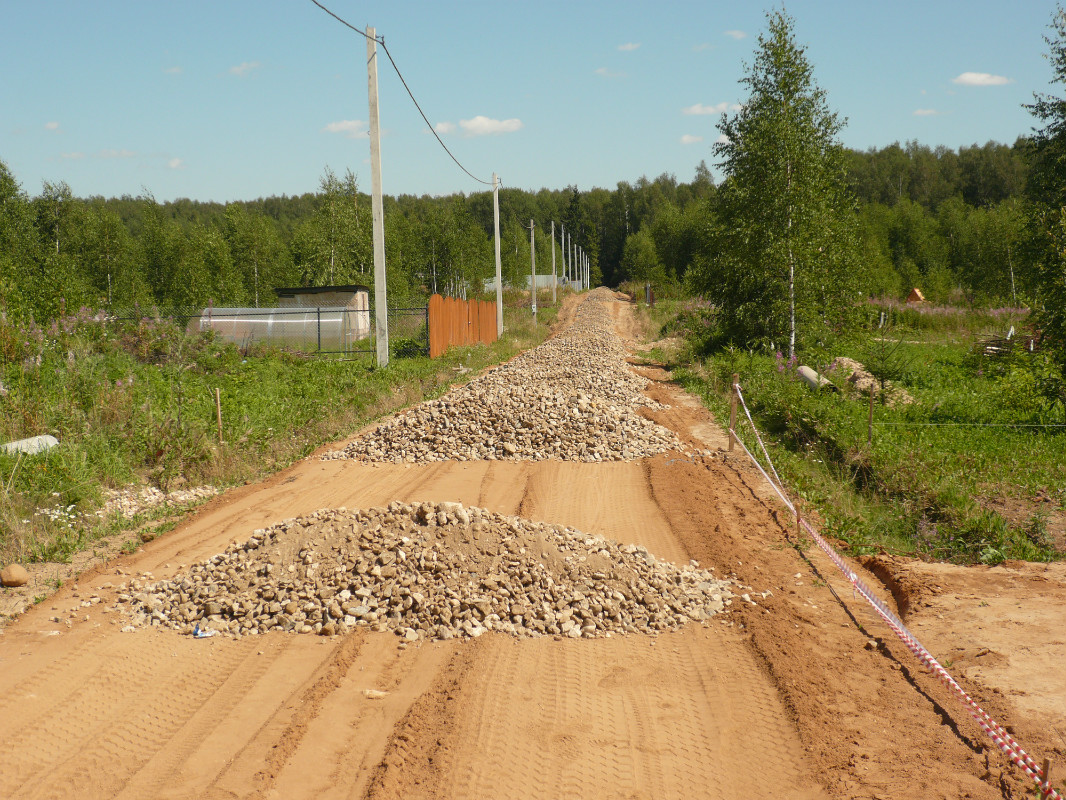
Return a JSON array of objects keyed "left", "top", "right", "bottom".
[
  {"left": 0, "top": 293, "right": 559, "bottom": 564},
  {"left": 653, "top": 304, "right": 1064, "bottom": 565}
]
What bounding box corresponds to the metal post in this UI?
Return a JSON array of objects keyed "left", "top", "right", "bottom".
[
  {"left": 550, "top": 220, "right": 557, "bottom": 304},
  {"left": 367, "top": 26, "right": 389, "bottom": 368},
  {"left": 493, "top": 172, "right": 503, "bottom": 336}
]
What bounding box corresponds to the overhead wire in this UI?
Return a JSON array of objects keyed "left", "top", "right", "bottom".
[
  {"left": 307, "top": 0, "right": 371, "bottom": 39},
  {"left": 307, "top": 0, "right": 495, "bottom": 188}
]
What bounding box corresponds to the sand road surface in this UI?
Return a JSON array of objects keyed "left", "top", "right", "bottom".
[{"left": 0, "top": 292, "right": 1056, "bottom": 799}]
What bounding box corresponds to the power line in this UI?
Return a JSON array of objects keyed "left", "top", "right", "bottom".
[
  {"left": 379, "top": 40, "right": 494, "bottom": 187},
  {"left": 307, "top": 0, "right": 494, "bottom": 187},
  {"left": 307, "top": 0, "right": 372, "bottom": 39}
]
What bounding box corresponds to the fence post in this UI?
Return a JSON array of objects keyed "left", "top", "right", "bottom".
[
  {"left": 728, "top": 373, "right": 739, "bottom": 452},
  {"left": 215, "top": 388, "right": 223, "bottom": 445},
  {"left": 868, "top": 384, "right": 875, "bottom": 447}
]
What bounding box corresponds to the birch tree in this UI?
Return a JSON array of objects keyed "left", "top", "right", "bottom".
[{"left": 691, "top": 10, "right": 860, "bottom": 356}]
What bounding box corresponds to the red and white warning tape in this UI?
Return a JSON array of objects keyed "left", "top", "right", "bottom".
[{"left": 730, "top": 382, "right": 1060, "bottom": 800}]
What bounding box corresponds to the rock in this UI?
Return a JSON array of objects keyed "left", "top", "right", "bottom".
[
  {"left": 1, "top": 563, "right": 29, "bottom": 588},
  {"left": 2, "top": 435, "right": 59, "bottom": 456}
]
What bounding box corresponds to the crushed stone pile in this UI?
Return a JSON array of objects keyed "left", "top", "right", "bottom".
[
  {"left": 325, "top": 287, "right": 684, "bottom": 463},
  {"left": 122, "top": 501, "right": 736, "bottom": 640}
]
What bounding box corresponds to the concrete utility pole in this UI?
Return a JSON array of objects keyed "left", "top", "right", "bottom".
[
  {"left": 568, "top": 233, "right": 573, "bottom": 286},
  {"left": 528, "top": 219, "right": 537, "bottom": 319},
  {"left": 492, "top": 173, "right": 503, "bottom": 336},
  {"left": 367, "top": 27, "right": 388, "bottom": 368},
  {"left": 561, "top": 224, "right": 567, "bottom": 288},
  {"left": 550, "top": 220, "right": 557, "bottom": 304}
]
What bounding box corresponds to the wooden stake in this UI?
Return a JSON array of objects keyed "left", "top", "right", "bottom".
[
  {"left": 867, "top": 384, "right": 875, "bottom": 447},
  {"left": 215, "top": 388, "right": 223, "bottom": 445},
  {"left": 728, "top": 373, "right": 739, "bottom": 452},
  {"left": 1041, "top": 758, "right": 1052, "bottom": 800}
]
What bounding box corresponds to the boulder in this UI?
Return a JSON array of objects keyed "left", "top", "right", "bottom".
[{"left": 1, "top": 564, "right": 30, "bottom": 587}]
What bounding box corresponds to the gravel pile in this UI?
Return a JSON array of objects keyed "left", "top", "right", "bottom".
[
  {"left": 122, "top": 501, "right": 735, "bottom": 640},
  {"left": 325, "top": 288, "right": 683, "bottom": 463}
]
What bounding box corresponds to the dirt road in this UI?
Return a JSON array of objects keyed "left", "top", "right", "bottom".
[{"left": 0, "top": 293, "right": 1057, "bottom": 799}]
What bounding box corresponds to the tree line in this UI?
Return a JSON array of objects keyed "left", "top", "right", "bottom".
[{"left": 0, "top": 139, "right": 1032, "bottom": 326}]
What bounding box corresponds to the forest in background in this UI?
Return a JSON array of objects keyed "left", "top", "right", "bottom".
[{"left": 0, "top": 137, "right": 1031, "bottom": 325}]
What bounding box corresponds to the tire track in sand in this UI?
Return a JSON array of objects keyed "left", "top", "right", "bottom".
[{"left": 422, "top": 626, "right": 821, "bottom": 800}]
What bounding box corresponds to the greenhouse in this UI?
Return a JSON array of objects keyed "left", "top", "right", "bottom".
[{"left": 186, "top": 305, "right": 371, "bottom": 354}]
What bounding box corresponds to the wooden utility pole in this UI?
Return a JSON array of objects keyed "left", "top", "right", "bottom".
[
  {"left": 528, "top": 219, "right": 537, "bottom": 319},
  {"left": 367, "top": 27, "right": 388, "bottom": 368},
  {"left": 550, "top": 220, "right": 557, "bottom": 304},
  {"left": 493, "top": 172, "right": 503, "bottom": 336}
]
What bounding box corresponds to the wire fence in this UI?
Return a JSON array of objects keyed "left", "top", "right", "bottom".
[
  {"left": 726, "top": 377, "right": 1062, "bottom": 800},
  {"left": 106, "top": 304, "right": 428, "bottom": 358}
]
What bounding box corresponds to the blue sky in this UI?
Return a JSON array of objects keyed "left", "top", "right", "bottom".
[{"left": 1, "top": 1, "right": 1060, "bottom": 202}]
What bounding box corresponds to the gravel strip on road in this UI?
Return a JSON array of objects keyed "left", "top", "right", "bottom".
[{"left": 324, "top": 288, "right": 684, "bottom": 463}]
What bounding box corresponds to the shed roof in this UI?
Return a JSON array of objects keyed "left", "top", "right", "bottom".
[{"left": 273, "top": 284, "right": 370, "bottom": 296}]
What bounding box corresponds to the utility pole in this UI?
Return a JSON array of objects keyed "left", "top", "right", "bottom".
[
  {"left": 567, "top": 232, "right": 572, "bottom": 286},
  {"left": 367, "top": 26, "right": 388, "bottom": 368},
  {"left": 527, "top": 219, "right": 537, "bottom": 319},
  {"left": 560, "top": 224, "right": 566, "bottom": 288},
  {"left": 550, "top": 220, "right": 557, "bottom": 304},
  {"left": 493, "top": 172, "right": 503, "bottom": 336}
]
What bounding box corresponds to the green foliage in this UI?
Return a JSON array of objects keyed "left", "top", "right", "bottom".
[
  {"left": 688, "top": 10, "right": 862, "bottom": 356},
  {"left": 1023, "top": 5, "right": 1066, "bottom": 411},
  {"left": 676, "top": 323, "right": 1063, "bottom": 564}
]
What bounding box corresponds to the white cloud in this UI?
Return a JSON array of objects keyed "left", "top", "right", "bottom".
[
  {"left": 45, "top": 121, "right": 60, "bottom": 131},
  {"left": 913, "top": 108, "right": 942, "bottom": 116},
  {"left": 168, "top": 158, "right": 184, "bottom": 169},
  {"left": 434, "top": 121, "right": 457, "bottom": 135},
  {"left": 692, "top": 42, "right": 712, "bottom": 52},
  {"left": 952, "top": 71, "right": 1013, "bottom": 86},
  {"left": 618, "top": 42, "right": 640, "bottom": 52},
  {"left": 680, "top": 134, "right": 703, "bottom": 145},
  {"left": 98, "top": 149, "right": 137, "bottom": 159},
  {"left": 594, "top": 67, "right": 625, "bottom": 78},
  {"left": 459, "top": 116, "right": 523, "bottom": 136},
  {"left": 164, "top": 66, "right": 182, "bottom": 75},
  {"left": 322, "top": 119, "right": 368, "bottom": 139},
  {"left": 715, "top": 134, "right": 731, "bottom": 144},
  {"left": 682, "top": 101, "right": 740, "bottom": 115},
  {"left": 60, "top": 152, "right": 85, "bottom": 160},
  {"left": 229, "top": 61, "right": 261, "bottom": 77},
  {"left": 724, "top": 30, "right": 747, "bottom": 40}
]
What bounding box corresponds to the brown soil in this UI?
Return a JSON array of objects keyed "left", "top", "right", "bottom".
[{"left": 0, "top": 296, "right": 1062, "bottom": 799}]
